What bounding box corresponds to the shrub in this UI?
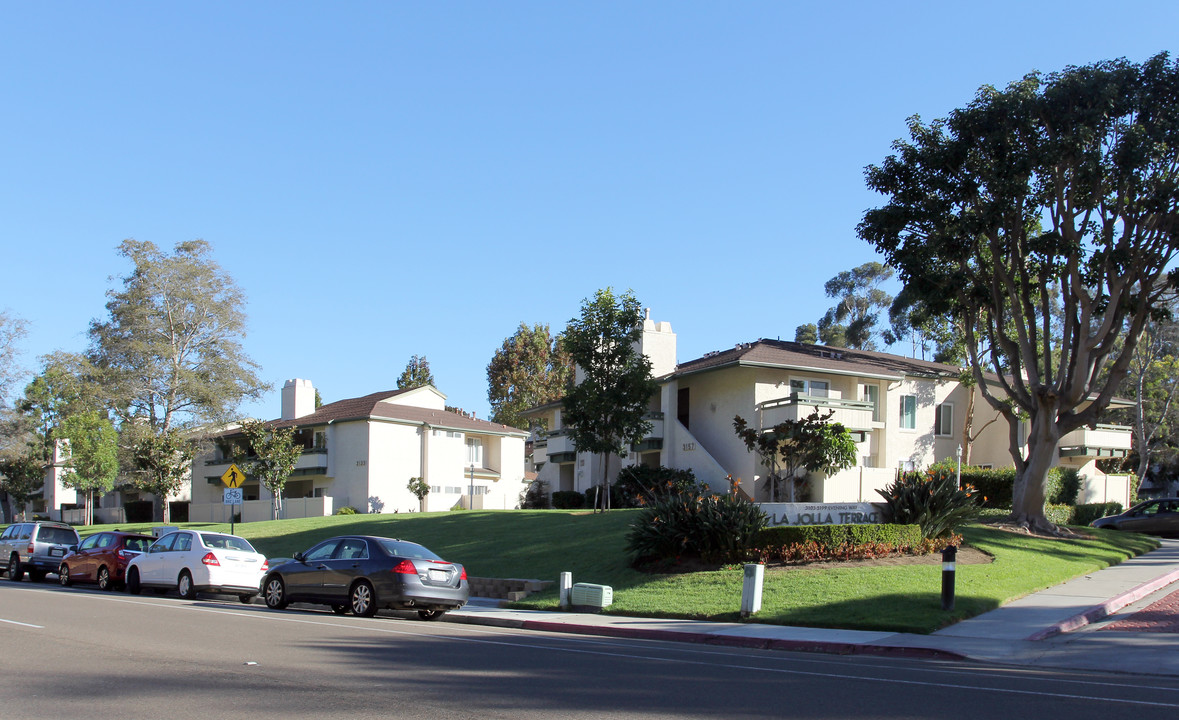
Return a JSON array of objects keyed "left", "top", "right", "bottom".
[
  {"left": 748, "top": 524, "right": 955, "bottom": 563},
  {"left": 519, "top": 479, "right": 550, "bottom": 509},
  {"left": 627, "top": 491, "right": 767, "bottom": 564},
  {"left": 335, "top": 506, "right": 358, "bottom": 515},
  {"left": 613, "top": 465, "right": 698, "bottom": 507},
  {"left": 1047, "top": 467, "right": 1082, "bottom": 506},
  {"left": 1046, "top": 502, "right": 1124, "bottom": 526},
  {"left": 584, "top": 484, "right": 626, "bottom": 509},
  {"left": 878, "top": 468, "right": 983, "bottom": 538},
  {"left": 551, "top": 491, "right": 585, "bottom": 509}
]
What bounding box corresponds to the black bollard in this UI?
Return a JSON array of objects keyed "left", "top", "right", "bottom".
[{"left": 941, "top": 545, "right": 957, "bottom": 611}]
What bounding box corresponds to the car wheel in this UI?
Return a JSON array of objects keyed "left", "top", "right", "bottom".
[
  {"left": 177, "top": 570, "right": 196, "bottom": 600},
  {"left": 239, "top": 594, "right": 255, "bottom": 604},
  {"left": 8, "top": 555, "right": 24, "bottom": 581},
  {"left": 350, "top": 580, "right": 377, "bottom": 617},
  {"left": 59, "top": 564, "right": 72, "bottom": 587},
  {"left": 417, "top": 609, "right": 447, "bottom": 621},
  {"left": 331, "top": 604, "right": 348, "bottom": 615},
  {"left": 28, "top": 569, "right": 46, "bottom": 583},
  {"left": 97, "top": 566, "right": 113, "bottom": 592},
  {"left": 126, "top": 567, "right": 142, "bottom": 595},
  {"left": 263, "top": 576, "right": 288, "bottom": 610}
]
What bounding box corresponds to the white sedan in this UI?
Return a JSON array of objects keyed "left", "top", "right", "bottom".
[{"left": 126, "top": 530, "right": 267, "bottom": 603}]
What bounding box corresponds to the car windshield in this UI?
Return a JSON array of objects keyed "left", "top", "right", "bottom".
[
  {"left": 376, "top": 539, "right": 442, "bottom": 561},
  {"left": 38, "top": 527, "right": 78, "bottom": 544},
  {"left": 200, "top": 534, "right": 256, "bottom": 553}
]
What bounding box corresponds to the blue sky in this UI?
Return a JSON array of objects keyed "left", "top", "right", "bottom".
[{"left": 2, "top": 2, "right": 1176, "bottom": 423}]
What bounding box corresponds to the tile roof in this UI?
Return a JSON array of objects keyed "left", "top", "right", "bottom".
[
  {"left": 219, "top": 388, "right": 527, "bottom": 437},
  {"left": 671, "top": 338, "right": 964, "bottom": 381}
]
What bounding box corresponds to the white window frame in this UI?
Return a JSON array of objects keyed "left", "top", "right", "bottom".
[
  {"left": 790, "top": 377, "right": 830, "bottom": 398},
  {"left": 466, "top": 437, "right": 484, "bottom": 466},
  {"left": 861, "top": 383, "right": 881, "bottom": 422},
  {"left": 899, "top": 395, "right": 917, "bottom": 430},
  {"left": 935, "top": 403, "right": 954, "bottom": 437}
]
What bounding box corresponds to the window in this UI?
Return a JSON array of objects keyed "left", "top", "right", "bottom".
[
  {"left": 472, "top": 485, "right": 488, "bottom": 496},
  {"left": 79, "top": 535, "right": 101, "bottom": 551},
  {"left": 935, "top": 403, "right": 954, "bottom": 436},
  {"left": 306, "top": 540, "right": 340, "bottom": 561},
  {"left": 791, "top": 378, "right": 830, "bottom": 398},
  {"left": 467, "top": 437, "right": 483, "bottom": 466},
  {"left": 861, "top": 384, "right": 881, "bottom": 422},
  {"left": 900, "top": 395, "right": 917, "bottom": 430},
  {"left": 97, "top": 533, "right": 115, "bottom": 549},
  {"left": 898, "top": 459, "right": 916, "bottom": 471}
]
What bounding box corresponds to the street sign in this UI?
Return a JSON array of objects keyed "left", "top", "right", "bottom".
[
  {"left": 221, "top": 464, "right": 245, "bottom": 488},
  {"left": 223, "top": 488, "right": 244, "bottom": 506}
]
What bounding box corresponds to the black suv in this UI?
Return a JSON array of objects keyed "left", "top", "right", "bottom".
[{"left": 0, "top": 521, "right": 80, "bottom": 582}]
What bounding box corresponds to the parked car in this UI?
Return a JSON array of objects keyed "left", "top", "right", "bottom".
[
  {"left": 1091, "top": 498, "right": 1179, "bottom": 537},
  {"left": 261, "top": 535, "right": 468, "bottom": 619},
  {"left": 59, "top": 531, "right": 154, "bottom": 591},
  {"left": 125, "top": 529, "right": 267, "bottom": 603},
  {"left": 0, "top": 521, "right": 80, "bottom": 582}
]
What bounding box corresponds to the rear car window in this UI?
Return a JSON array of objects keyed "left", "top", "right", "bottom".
[
  {"left": 376, "top": 539, "right": 441, "bottom": 561},
  {"left": 37, "top": 527, "right": 79, "bottom": 545},
  {"left": 124, "top": 537, "right": 152, "bottom": 552},
  {"left": 200, "top": 534, "right": 256, "bottom": 553}
]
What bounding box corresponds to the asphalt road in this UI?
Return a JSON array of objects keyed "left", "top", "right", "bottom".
[{"left": 4, "top": 581, "right": 1179, "bottom": 719}]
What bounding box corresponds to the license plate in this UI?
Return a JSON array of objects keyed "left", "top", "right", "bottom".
[
  {"left": 50, "top": 548, "right": 63, "bottom": 557},
  {"left": 428, "top": 568, "right": 447, "bottom": 582}
]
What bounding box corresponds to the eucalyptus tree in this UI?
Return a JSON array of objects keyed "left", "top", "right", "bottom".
[
  {"left": 397, "top": 355, "right": 435, "bottom": 390},
  {"left": 859, "top": 54, "right": 1179, "bottom": 532},
  {"left": 486, "top": 322, "right": 573, "bottom": 429},
  {"left": 817, "top": 262, "right": 895, "bottom": 350}
]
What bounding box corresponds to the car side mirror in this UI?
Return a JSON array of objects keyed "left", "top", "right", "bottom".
[{"left": 294, "top": 552, "right": 306, "bottom": 562}]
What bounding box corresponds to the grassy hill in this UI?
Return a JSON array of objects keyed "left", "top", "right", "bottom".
[{"left": 53, "top": 510, "right": 1158, "bottom": 634}]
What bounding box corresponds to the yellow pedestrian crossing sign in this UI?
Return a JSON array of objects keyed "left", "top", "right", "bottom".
[{"left": 221, "top": 464, "right": 246, "bottom": 488}]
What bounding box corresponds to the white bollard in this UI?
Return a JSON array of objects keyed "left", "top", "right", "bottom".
[
  {"left": 741, "top": 563, "right": 764, "bottom": 617},
  {"left": 559, "top": 571, "right": 573, "bottom": 608}
]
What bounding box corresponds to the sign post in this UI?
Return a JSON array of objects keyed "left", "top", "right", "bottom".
[{"left": 221, "top": 464, "right": 246, "bottom": 534}]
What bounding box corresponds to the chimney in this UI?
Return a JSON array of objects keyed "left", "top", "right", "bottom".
[{"left": 281, "top": 379, "right": 316, "bottom": 420}]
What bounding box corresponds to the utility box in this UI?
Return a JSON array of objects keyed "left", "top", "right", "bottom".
[
  {"left": 152, "top": 526, "right": 178, "bottom": 538},
  {"left": 570, "top": 583, "right": 613, "bottom": 609}
]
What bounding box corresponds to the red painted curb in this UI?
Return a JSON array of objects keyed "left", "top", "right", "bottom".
[{"left": 1026, "top": 568, "right": 1179, "bottom": 641}]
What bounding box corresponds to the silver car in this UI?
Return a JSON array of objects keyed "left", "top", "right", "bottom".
[{"left": 0, "top": 521, "right": 81, "bottom": 582}]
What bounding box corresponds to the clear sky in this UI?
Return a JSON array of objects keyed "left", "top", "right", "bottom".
[{"left": 2, "top": 2, "right": 1176, "bottom": 424}]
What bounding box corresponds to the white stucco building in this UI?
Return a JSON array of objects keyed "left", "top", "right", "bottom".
[
  {"left": 189, "top": 380, "right": 529, "bottom": 522},
  {"left": 526, "top": 314, "right": 1135, "bottom": 507}
]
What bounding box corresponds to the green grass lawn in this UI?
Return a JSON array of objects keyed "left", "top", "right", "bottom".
[{"left": 49, "top": 509, "right": 1159, "bottom": 634}]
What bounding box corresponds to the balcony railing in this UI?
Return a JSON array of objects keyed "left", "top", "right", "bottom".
[
  {"left": 1059, "top": 424, "right": 1133, "bottom": 458},
  {"left": 761, "top": 393, "right": 875, "bottom": 432},
  {"left": 545, "top": 431, "right": 576, "bottom": 463}
]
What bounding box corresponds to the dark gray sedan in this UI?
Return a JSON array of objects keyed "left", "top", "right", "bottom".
[
  {"left": 1091, "top": 497, "right": 1179, "bottom": 537},
  {"left": 261, "top": 535, "right": 468, "bottom": 620}
]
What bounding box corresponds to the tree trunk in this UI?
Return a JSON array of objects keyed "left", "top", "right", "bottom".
[
  {"left": 1011, "top": 415, "right": 1059, "bottom": 533},
  {"left": 154, "top": 498, "right": 168, "bottom": 523},
  {"left": 0, "top": 492, "right": 11, "bottom": 524}
]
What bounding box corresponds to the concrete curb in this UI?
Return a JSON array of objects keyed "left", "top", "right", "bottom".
[
  {"left": 444, "top": 613, "right": 968, "bottom": 661},
  {"left": 1026, "top": 567, "right": 1179, "bottom": 641}
]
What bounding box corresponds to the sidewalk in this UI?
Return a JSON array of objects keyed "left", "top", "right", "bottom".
[{"left": 446, "top": 538, "right": 1179, "bottom": 677}]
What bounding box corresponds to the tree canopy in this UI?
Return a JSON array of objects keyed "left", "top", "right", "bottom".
[
  {"left": 0, "top": 310, "right": 28, "bottom": 406},
  {"left": 562, "top": 288, "right": 658, "bottom": 511},
  {"left": 858, "top": 53, "right": 1179, "bottom": 531},
  {"left": 238, "top": 420, "right": 302, "bottom": 521},
  {"left": 486, "top": 322, "right": 573, "bottom": 429},
  {"left": 397, "top": 355, "right": 435, "bottom": 390},
  {"left": 733, "top": 409, "right": 857, "bottom": 502},
  {"left": 817, "top": 262, "right": 894, "bottom": 350}
]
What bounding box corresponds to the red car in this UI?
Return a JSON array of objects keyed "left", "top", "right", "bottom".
[{"left": 59, "top": 531, "right": 155, "bottom": 591}]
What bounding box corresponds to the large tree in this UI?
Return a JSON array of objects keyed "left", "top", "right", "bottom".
[
  {"left": 397, "top": 355, "right": 435, "bottom": 390},
  {"left": 1115, "top": 296, "right": 1179, "bottom": 489},
  {"left": 486, "top": 322, "right": 573, "bottom": 429},
  {"left": 89, "top": 239, "right": 269, "bottom": 521},
  {"left": 238, "top": 420, "right": 302, "bottom": 521},
  {"left": 0, "top": 310, "right": 29, "bottom": 405},
  {"left": 817, "top": 262, "right": 895, "bottom": 350},
  {"left": 859, "top": 54, "right": 1179, "bottom": 532},
  {"left": 562, "top": 288, "right": 658, "bottom": 512}
]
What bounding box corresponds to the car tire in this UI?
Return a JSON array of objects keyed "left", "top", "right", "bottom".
[
  {"left": 263, "top": 576, "right": 288, "bottom": 610},
  {"left": 59, "top": 564, "right": 72, "bottom": 587},
  {"left": 239, "top": 594, "right": 255, "bottom": 604},
  {"left": 97, "top": 566, "right": 113, "bottom": 592},
  {"left": 126, "top": 567, "right": 142, "bottom": 595},
  {"left": 350, "top": 580, "right": 377, "bottom": 618},
  {"left": 178, "top": 570, "right": 196, "bottom": 600},
  {"left": 8, "top": 555, "right": 24, "bottom": 582},
  {"left": 331, "top": 604, "right": 348, "bottom": 615},
  {"left": 417, "top": 609, "right": 447, "bottom": 621}
]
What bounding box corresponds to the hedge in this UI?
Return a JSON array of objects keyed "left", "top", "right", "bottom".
[
  {"left": 754, "top": 523, "right": 924, "bottom": 550},
  {"left": 1046, "top": 502, "right": 1124, "bottom": 527},
  {"left": 551, "top": 491, "right": 585, "bottom": 509},
  {"left": 905, "top": 463, "right": 1081, "bottom": 509}
]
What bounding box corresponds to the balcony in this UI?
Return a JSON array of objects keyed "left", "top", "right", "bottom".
[
  {"left": 294, "top": 449, "right": 329, "bottom": 473},
  {"left": 761, "top": 393, "right": 874, "bottom": 433},
  {"left": 632, "top": 412, "right": 665, "bottom": 452},
  {"left": 1059, "top": 424, "right": 1133, "bottom": 458},
  {"left": 546, "top": 431, "right": 576, "bottom": 463}
]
